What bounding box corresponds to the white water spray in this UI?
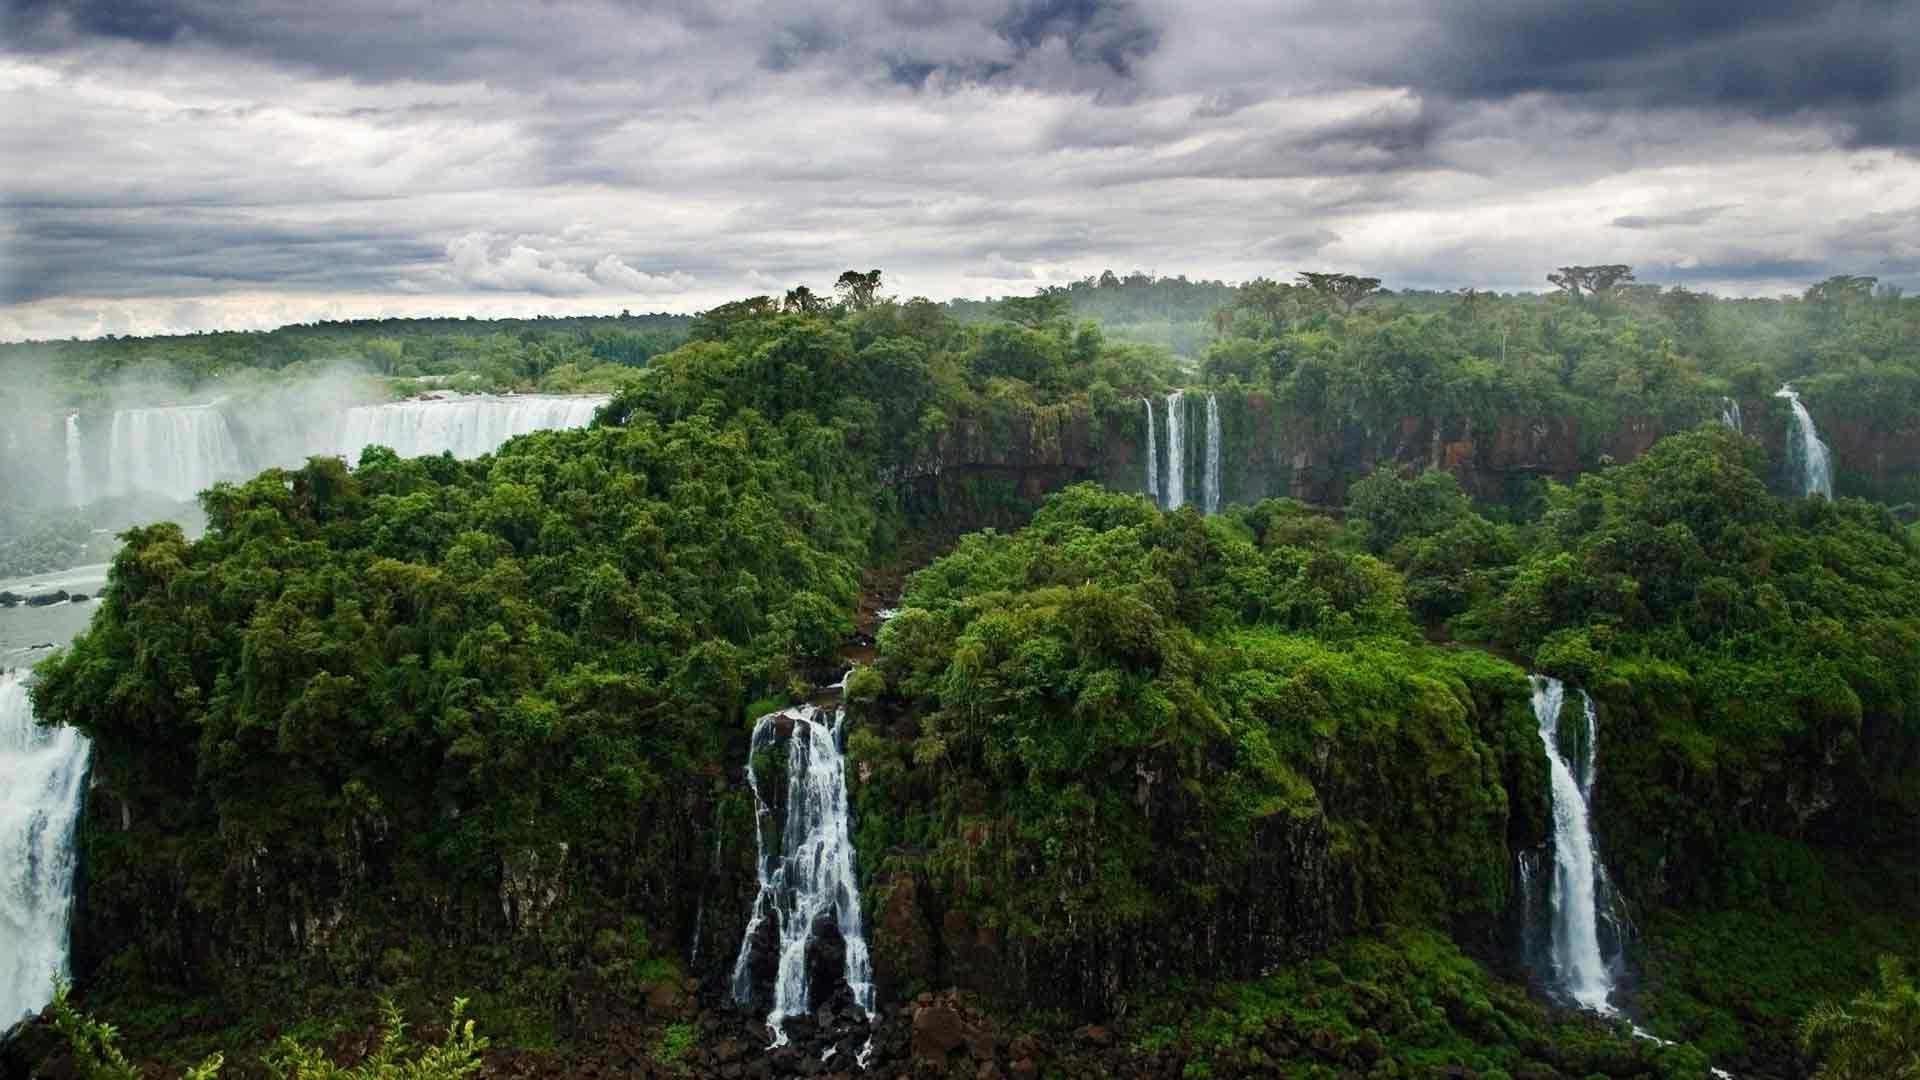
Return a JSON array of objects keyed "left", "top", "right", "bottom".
[
  {"left": 321, "top": 395, "right": 605, "bottom": 467},
  {"left": 1203, "top": 393, "right": 1222, "bottom": 515},
  {"left": 102, "top": 404, "right": 247, "bottom": 504},
  {"left": 1719, "top": 397, "right": 1742, "bottom": 435},
  {"left": 1141, "top": 397, "right": 1159, "bottom": 507},
  {"left": 730, "top": 704, "right": 875, "bottom": 1047},
  {"left": 1164, "top": 390, "right": 1185, "bottom": 510},
  {"left": 64, "top": 416, "right": 86, "bottom": 508},
  {"left": 1, "top": 670, "right": 90, "bottom": 1024},
  {"left": 1530, "top": 675, "right": 1616, "bottom": 1014},
  {"left": 1773, "top": 384, "right": 1832, "bottom": 498}
]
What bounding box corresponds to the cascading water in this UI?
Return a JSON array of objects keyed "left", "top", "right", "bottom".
[
  {"left": 1773, "top": 384, "right": 1833, "bottom": 498},
  {"left": 1142, "top": 397, "right": 1159, "bottom": 507},
  {"left": 730, "top": 704, "right": 875, "bottom": 1047},
  {"left": 322, "top": 394, "right": 606, "bottom": 466},
  {"left": 0, "top": 669, "right": 90, "bottom": 1024},
  {"left": 102, "top": 404, "right": 248, "bottom": 504},
  {"left": 64, "top": 416, "right": 86, "bottom": 508},
  {"left": 1164, "top": 390, "right": 1186, "bottom": 510},
  {"left": 1530, "top": 675, "right": 1617, "bottom": 1014},
  {"left": 1719, "top": 397, "right": 1743, "bottom": 435},
  {"left": 1203, "top": 393, "right": 1222, "bottom": 515}
]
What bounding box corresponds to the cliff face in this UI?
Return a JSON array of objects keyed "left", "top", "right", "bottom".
[{"left": 909, "top": 392, "right": 1920, "bottom": 511}]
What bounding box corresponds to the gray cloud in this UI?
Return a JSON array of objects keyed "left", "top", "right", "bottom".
[{"left": 2, "top": 0, "right": 1919, "bottom": 339}]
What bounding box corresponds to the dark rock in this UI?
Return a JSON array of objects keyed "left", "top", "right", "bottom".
[
  {"left": 68, "top": 593, "right": 88, "bottom": 603},
  {"left": 1008, "top": 1059, "right": 1038, "bottom": 1080},
  {"left": 1074, "top": 1025, "right": 1114, "bottom": 1049},
  {"left": 0, "top": 592, "right": 18, "bottom": 607},
  {"left": 24, "top": 591, "right": 67, "bottom": 608},
  {"left": 911, "top": 1005, "right": 967, "bottom": 1061}
]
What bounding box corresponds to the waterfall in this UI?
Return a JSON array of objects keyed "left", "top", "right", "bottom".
[
  {"left": 730, "top": 704, "right": 875, "bottom": 1046},
  {"left": 1203, "top": 393, "right": 1222, "bottom": 515},
  {"left": 1773, "top": 384, "right": 1833, "bottom": 498},
  {"left": 1719, "top": 397, "right": 1742, "bottom": 435},
  {"left": 64, "top": 416, "right": 86, "bottom": 508},
  {"left": 1141, "top": 397, "right": 1159, "bottom": 507},
  {"left": 0, "top": 669, "right": 90, "bottom": 1024},
  {"left": 102, "top": 404, "right": 247, "bottom": 503},
  {"left": 1164, "top": 390, "right": 1186, "bottom": 510},
  {"left": 1530, "top": 675, "right": 1617, "bottom": 1014},
  {"left": 322, "top": 394, "right": 606, "bottom": 467}
]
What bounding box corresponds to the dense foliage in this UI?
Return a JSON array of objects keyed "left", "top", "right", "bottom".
[
  {"left": 856, "top": 485, "right": 1544, "bottom": 1011},
  {"left": 16, "top": 275, "right": 1920, "bottom": 1076}
]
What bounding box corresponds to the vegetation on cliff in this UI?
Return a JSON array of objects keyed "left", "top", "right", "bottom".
[{"left": 15, "top": 279, "right": 1920, "bottom": 1076}]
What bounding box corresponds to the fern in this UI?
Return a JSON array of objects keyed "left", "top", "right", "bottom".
[
  {"left": 1799, "top": 955, "right": 1920, "bottom": 1080},
  {"left": 265, "top": 998, "right": 487, "bottom": 1080}
]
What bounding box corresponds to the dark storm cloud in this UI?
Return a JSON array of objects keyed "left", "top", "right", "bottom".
[
  {"left": 1612, "top": 206, "right": 1738, "bottom": 229},
  {"left": 1397, "top": 0, "right": 1920, "bottom": 148},
  {"left": 993, "top": 0, "right": 1158, "bottom": 76},
  {"left": 2, "top": 212, "right": 442, "bottom": 303}
]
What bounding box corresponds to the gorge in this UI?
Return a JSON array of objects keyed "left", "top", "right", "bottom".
[{"left": 3, "top": 284, "right": 1916, "bottom": 1079}]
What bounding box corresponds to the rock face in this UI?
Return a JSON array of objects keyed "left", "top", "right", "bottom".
[{"left": 905, "top": 391, "right": 1920, "bottom": 513}]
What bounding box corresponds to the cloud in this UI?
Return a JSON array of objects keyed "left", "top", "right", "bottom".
[
  {"left": 4, "top": 0, "right": 1920, "bottom": 339},
  {"left": 437, "top": 234, "right": 694, "bottom": 296},
  {"left": 590, "top": 255, "right": 696, "bottom": 293}
]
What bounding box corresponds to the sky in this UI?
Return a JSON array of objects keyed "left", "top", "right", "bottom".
[{"left": 3, "top": 0, "right": 1919, "bottom": 341}]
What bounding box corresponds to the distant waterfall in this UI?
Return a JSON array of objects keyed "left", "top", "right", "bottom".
[
  {"left": 64, "top": 415, "right": 86, "bottom": 507},
  {"left": 1719, "top": 397, "right": 1742, "bottom": 435},
  {"left": 1774, "top": 384, "right": 1833, "bottom": 498},
  {"left": 0, "top": 670, "right": 89, "bottom": 1024},
  {"left": 1530, "top": 675, "right": 1618, "bottom": 1014},
  {"left": 1203, "top": 394, "right": 1222, "bottom": 515},
  {"left": 1141, "top": 397, "right": 1159, "bottom": 507},
  {"left": 1164, "top": 390, "right": 1186, "bottom": 511},
  {"left": 730, "top": 704, "right": 875, "bottom": 1046},
  {"left": 323, "top": 394, "right": 606, "bottom": 467},
  {"left": 102, "top": 404, "right": 247, "bottom": 503}
]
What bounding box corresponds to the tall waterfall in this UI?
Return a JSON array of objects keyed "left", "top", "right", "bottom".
[
  {"left": 64, "top": 416, "right": 86, "bottom": 508},
  {"left": 0, "top": 669, "right": 89, "bottom": 1024},
  {"left": 1142, "top": 397, "right": 1159, "bottom": 507},
  {"left": 102, "top": 404, "right": 247, "bottom": 503},
  {"left": 322, "top": 394, "right": 606, "bottom": 467},
  {"left": 1203, "top": 393, "right": 1222, "bottom": 515},
  {"left": 1719, "top": 397, "right": 1743, "bottom": 435},
  {"left": 730, "top": 704, "right": 875, "bottom": 1046},
  {"left": 1773, "top": 384, "right": 1833, "bottom": 498},
  {"left": 1530, "top": 675, "right": 1617, "bottom": 1014},
  {"left": 1164, "top": 390, "right": 1186, "bottom": 511}
]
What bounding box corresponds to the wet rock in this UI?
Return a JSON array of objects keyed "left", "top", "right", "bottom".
[
  {"left": 68, "top": 593, "right": 88, "bottom": 603},
  {"left": 24, "top": 591, "right": 67, "bottom": 607},
  {"left": 0, "top": 591, "right": 18, "bottom": 607}
]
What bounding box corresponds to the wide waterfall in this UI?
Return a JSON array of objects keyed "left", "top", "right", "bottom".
[
  {"left": 0, "top": 669, "right": 90, "bottom": 1024},
  {"left": 730, "top": 703, "right": 875, "bottom": 1047},
  {"left": 1773, "top": 384, "right": 1833, "bottom": 498},
  {"left": 1142, "top": 397, "right": 1159, "bottom": 507},
  {"left": 321, "top": 394, "right": 606, "bottom": 467},
  {"left": 1203, "top": 393, "right": 1221, "bottom": 515},
  {"left": 64, "top": 416, "right": 86, "bottom": 508},
  {"left": 102, "top": 404, "right": 248, "bottom": 504},
  {"left": 1530, "top": 675, "right": 1618, "bottom": 1014},
  {"left": 1164, "top": 390, "right": 1186, "bottom": 511},
  {"left": 1719, "top": 397, "right": 1743, "bottom": 435}
]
